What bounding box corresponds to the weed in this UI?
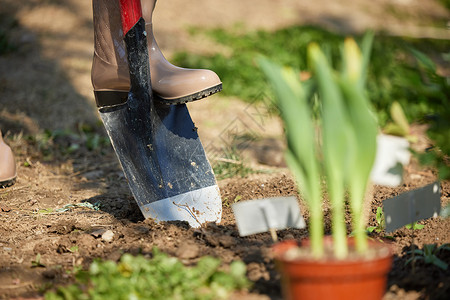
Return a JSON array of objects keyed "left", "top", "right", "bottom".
[
  {"left": 68, "top": 246, "right": 79, "bottom": 253},
  {"left": 29, "top": 123, "right": 110, "bottom": 159},
  {"left": 45, "top": 249, "right": 250, "bottom": 300},
  {"left": 405, "top": 243, "right": 450, "bottom": 270},
  {"left": 36, "top": 208, "right": 54, "bottom": 214},
  {"left": 32, "top": 253, "right": 45, "bottom": 268},
  {"left": 405, "top": 222, "right": 425, "bottom": 230},
  {"left": 212, "top": 146, "right": 256, "bottom": 180},
  {"left": 35, "top": 202, "right": 101, "bottom": 215},
  {"left": 223, "top": 195, "right": 242, "bottom": 207},
  {"left": 367, "top": 207, "right": 425, "bottom": 233},
  {"left": 367, "top": 207, "right": 385, "bottom": 233}
]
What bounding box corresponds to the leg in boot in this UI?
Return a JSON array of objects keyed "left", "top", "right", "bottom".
[
  {"left": 141, "top": 0, "right": 222, "bottom": 104},
  {"left": 92, "top": 0, "right": 222, "bottom": 106},
  {"left": 0, "top": 130, "right": 16, "bottom": 188}
]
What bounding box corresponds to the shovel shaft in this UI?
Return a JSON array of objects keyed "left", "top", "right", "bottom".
[{"left": 119, "top": 0, "right": 142, "bottom": 35}]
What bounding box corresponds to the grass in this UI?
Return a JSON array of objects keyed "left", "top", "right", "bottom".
[
  {"left": 26, "top": 122, "right": 110, "bottom": 160},
  {"left": 173, "top": 25, "right": 449, "bottom": 126},
  {"left": 174, "top": 25, "right": 449, "bottom": 179},
  {"left": 212, "top": 145, "right": 257, "bottom": 180}
]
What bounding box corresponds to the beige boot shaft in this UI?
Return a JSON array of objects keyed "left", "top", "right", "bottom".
[
  {"left": 0, "top": 131, "right": 16, "bottom": 185},
  {"left": 91, "top": 0, "right": 130, "bottom": 91},
  {"left": 91, "top": 0, "right": 221, "bottom": 101}
]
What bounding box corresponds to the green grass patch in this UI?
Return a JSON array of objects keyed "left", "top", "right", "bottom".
[
  {"left": 27, "top": 122, "right": 110, "bottom": 160},
  {"left": 45, "top": 249, "right": 250, "bottom": 300},
  {"left": 172, "top": 26, "right": 449, "bottom": 125},
  {"left": 212, "top": 145, "right": 257, "bottom": 180}
]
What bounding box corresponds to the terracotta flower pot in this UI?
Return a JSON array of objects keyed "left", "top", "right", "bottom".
[{"left": 273, "top": 237, "right": 393, "bottom": 300}]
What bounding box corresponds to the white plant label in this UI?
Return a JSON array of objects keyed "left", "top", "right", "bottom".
[
  {"left": 383, "top": 182, "right": 441, "bottom": 233},
  {"left": 232, "top": 196, "right": 306, "bottom": 237},
  {"left": 371, "top": 134, "right": 411, "bottom": 187}
]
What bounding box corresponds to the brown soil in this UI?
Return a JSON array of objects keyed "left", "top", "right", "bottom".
[{"left": 1, "top": 0, "right": 449, "bottom": 299}]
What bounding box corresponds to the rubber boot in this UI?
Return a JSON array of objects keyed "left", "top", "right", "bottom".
[
  {"left": 92, "top": 0, "right": 222, "bottom": 106},
  {"left": 0, "top": 130, "right": 16, "bottom": 188}
]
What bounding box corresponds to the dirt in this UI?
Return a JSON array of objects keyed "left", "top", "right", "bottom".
[{"left": 0, "top": 0, "right": 449, "bottom": 299}]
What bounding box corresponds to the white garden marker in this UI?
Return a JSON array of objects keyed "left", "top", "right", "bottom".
[
  {"left": 232, "top": 196, "right": 306, "bottom": 241},
  {"left": 371, "top": 134, "right": 411, "bottom": 187}
]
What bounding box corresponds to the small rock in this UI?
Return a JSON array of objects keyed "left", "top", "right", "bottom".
[{"left": 101, "top": 230, "right": 114, "bottom": 242}]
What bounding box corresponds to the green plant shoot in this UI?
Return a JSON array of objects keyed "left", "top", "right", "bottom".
[
  {"left": 405, "top": 222, "right": 425, "bottom": 230},
  {"left": 259, "top": 58, "right": 324, "bottom": 258},
  {"left": 406, "top": 243, "right": 450, "bottom": 270},
  {"left": 308, "top": 43, "right": 351, "bottom": 258},
  {"left": 45, "top": 249, "right": 250, "bottom": 300},
  {"left": 260, "top": 32, "right": 377, "bottom": 259},
  {"left": 367, "top": 207, "right": 385, "bottom": 233},
  {"left": 339, "top": 35, "right": 378, "bottom": 254}
]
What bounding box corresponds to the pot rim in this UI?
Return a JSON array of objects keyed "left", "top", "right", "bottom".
[{"left": 272, "top": 237, "right": 393, "bottom": 265}]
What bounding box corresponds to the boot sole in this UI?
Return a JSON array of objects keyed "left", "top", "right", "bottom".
[
  {"left": 95, "top": 84, "right": 222, "bottom": 108},
  {"left": 0, "top": 177, "right": 16, "bottom": 188},
  {"left": 155, "top": 84, "right": 223, "bottom": 105}
]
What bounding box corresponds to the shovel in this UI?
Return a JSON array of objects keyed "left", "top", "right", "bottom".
[{"left": 97, "top": 0, "right": 222, "bottom": 227}]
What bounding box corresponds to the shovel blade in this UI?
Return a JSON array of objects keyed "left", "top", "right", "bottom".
[
  {"left": 232, "top": 196, "right": 305, "bottom": 236},
  {"left": 100, "top": 102, "right": 222, "bottom": 227}
]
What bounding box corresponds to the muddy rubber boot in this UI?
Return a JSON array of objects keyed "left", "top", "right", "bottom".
[
  {"left": 0, "top": 131, "right": 16, "bottom": 188},
  {"left": 92, "top": 0, "right": 222, "bottom": 107}
]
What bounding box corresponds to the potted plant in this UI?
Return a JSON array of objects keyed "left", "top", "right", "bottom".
[{"left": 259, "top": 33, "right": 393, "bottom": 300}]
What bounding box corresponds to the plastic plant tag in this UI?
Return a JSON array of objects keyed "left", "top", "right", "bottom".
[
  {"left": 232, "top": 196, "right": 305, "bottom": 237},
  {"left": 384, "top": 182, "right": 441, "bottom": 233},
  {"left": 371, "top": 134, "right": 411, "bottom": 187}
]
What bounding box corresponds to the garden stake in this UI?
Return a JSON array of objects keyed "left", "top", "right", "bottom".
[
  {"left": 260, "top": 207, "right": 278, "bottom": 242},
  {"left": 411, "top": 227, "right": 416, "bottom": 273},
  {"left": 97, "top": 0, "right": 222, "bottom": 227}
]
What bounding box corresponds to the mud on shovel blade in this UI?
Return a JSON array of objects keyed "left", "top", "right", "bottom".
[
  {"left": 98, "top": 0, "right": 221, "bottom": 227},
  {"left": 232, "top": 197, "right": 305, "bottom": 240}
]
